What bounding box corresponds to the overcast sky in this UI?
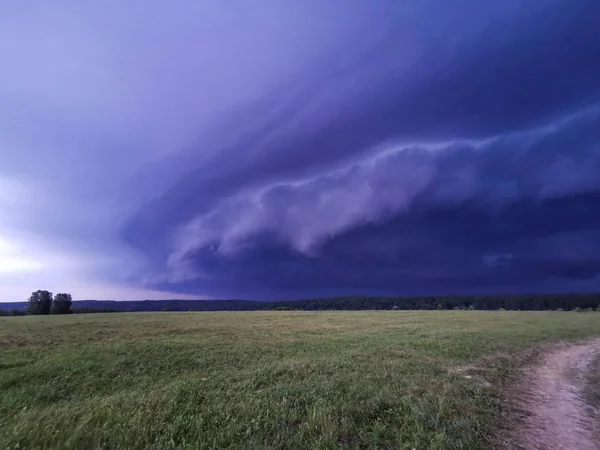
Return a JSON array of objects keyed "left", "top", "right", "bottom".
[{"left": 1, "top": 0, "right": 600, "bottom": 301}]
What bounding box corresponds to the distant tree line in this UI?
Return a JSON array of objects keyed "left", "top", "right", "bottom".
[
  {"left": 2, "top": 293, "right": 600, "bottom": 315},
  {"left": 0, "top": 309, "right": 28, "bottom": 317},
  {"left": 94, "top": 295, "right": 596, "bottom": 312},
  {"left": 264, "top": 294, "right": 600, "bottom": 312},
  {"left": 27, "top": 290, "right": 72, "bottom": 315},
  {"left": 71, "top": 307, "right": 119, "bottom": 314},
  {"left": 55, "top": 294, "right": 600, "bottom": 312}
]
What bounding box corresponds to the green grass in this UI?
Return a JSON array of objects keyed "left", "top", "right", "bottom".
[{"left": 1, "top": 311, "right": 600, "bottom": 449}]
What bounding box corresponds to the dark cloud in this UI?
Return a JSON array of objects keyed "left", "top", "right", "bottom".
[
  {"left": 124, "top": 1, "right": 600, "bottom": 277},
  {"left": 152, "top": 190, "right": 600, "bottom": 299},
  {"left": 7, "top": 0, "right": 595, "bottom": 299},
  {"left": 140, "top": 105, "right": 600, "bottom": 298},
  {"left": 120, "top": 1, "right": 600, "bottom": 298}
]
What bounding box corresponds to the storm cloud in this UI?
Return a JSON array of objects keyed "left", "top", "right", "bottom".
[
  {"left": 1, "top": 0, "right": 599, "bottom": 300},
  {"left": 153, "top": 107, "right": 600, "bottom": 297}
]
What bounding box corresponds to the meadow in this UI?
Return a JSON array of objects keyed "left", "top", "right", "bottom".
[{"left": 1, "top": 311, "right": 600, "bottom": 449}]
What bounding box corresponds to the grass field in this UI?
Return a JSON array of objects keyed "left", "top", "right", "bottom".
[{"left": 1, "top": 311, "right": 600, "bottom": 449}]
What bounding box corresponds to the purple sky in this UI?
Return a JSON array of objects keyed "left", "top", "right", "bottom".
[{"left": 1, "top": 1, "right": 600, "bottom": 301}]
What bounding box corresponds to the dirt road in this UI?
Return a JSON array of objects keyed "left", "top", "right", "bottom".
[{"left": 503, "top": 338, "right": 600, "bottom": 449}]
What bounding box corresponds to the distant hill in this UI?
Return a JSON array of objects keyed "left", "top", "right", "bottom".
[
  {"left": 1, "top": 294, "right": 600, "bottom": 312},
  {"left": 0, "top": 299, "right": 266, "bottom": 312}
]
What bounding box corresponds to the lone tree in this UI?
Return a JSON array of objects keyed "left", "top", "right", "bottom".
[
  {"left": 51, "top": 293, "right": 72, "bottom": 315},
  {"left": 28, "top": 290, "right": 53, "bottom": 315}
]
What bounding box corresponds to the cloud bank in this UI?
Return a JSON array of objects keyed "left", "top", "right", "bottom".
[{"left": 1, "top": 0, "right": 599, "bottom": 300}]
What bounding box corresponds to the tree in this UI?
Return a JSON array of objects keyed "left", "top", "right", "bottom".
[
  {"left": 51, "top": 293, "right": 72, "bottom": 315},
  {"left": 28, "top": 290, "right": 53, "bottom": 315}
]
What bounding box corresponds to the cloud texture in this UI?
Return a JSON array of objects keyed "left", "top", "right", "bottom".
[{"left": 1, "top": 0, "right": 599, "bottom": 300}]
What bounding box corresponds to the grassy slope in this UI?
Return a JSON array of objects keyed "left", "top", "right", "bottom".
[{"left": 1, "top": 311, "right": 600, "bottom": 450}]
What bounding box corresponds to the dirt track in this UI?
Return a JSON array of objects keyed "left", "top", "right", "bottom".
[{"left": 502, "top": 338, "right": 600, "bottom": 450}]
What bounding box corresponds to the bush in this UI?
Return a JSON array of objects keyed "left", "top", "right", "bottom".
[
  {"left": 557, "top": 308, "right": 564, "bottom": 312},
  {"left": 597, "top": 305, "right": 600, "bottom": 312},
  {"left": 437, "top": 304, "right": 444, "bottom": 310},
  {"left": 586, "top": 307, "right": 594, "bottom": 313},
  {"left": 574, "top": 306, "right": 582, "bottom": 313},
  {"left": 468, "top": 305, "right": 475, "bottom": 311},
  {"left": 51, "top": 293, "right": 72, "bottom": 315},
  {"left": 499, "top": 308, "right": 506, "bottom": 311},
  {"left": 28, "top": 290, "right": 53, "bottom": 315},
  {"left": 392, "top": 306, "right": 400, "bottom": 310}
]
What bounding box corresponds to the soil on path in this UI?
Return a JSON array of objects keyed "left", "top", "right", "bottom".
[{"left": 501, "top": 338, "right": 600, "bottom": 450}]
